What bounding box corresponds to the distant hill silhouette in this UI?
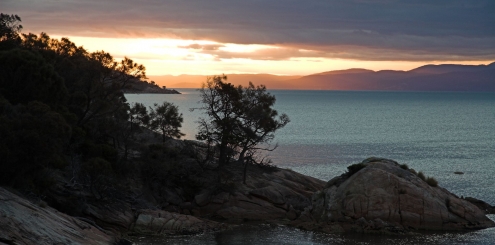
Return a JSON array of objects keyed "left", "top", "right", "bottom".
[
  {"left": 287, "top": 62, "right": 495, "bottom": 91},
  {"left": 150, "top": 62, "right": 495, "bottom": 92},
  {"left": 148, "top": 74, "right": 301, "bottom": 89},
  {"left": 408, "top": 63, "right": 493, "bottom": 74}
]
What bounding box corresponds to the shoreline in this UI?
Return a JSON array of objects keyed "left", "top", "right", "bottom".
[{"left": 2, "top": 155, "right": 494, "bottom": 244}]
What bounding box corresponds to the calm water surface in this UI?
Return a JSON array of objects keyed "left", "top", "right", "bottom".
[{"left": 126, "top": 90, "right": 495, "bottom": 245}]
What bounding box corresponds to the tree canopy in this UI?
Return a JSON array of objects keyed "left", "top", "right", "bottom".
[
  {"left": 0, "top": 13, "right": 164, "bottom": 191},
  {"left": 0, "top": 14, "right": 22, "bottom": 50},
  {"left": 150, "top": 102, "right": 184, "bottom": 142},
  {"left": 196, "top": 75, "right": 289, "bottom": 170}
]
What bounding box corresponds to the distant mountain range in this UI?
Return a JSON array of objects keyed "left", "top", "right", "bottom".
[{"left": 149, "top": 62, "right": 495, "bottom": 92}]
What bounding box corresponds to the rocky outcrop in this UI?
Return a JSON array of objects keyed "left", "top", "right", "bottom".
[
  {"left": 464, "top": 197, "right": 495, "bottom": 214},
  {"left": 130, "top": 210, "right": 227, "bottom": 235},
  {"left": 294, "top": 158, "right": 495, "bottom": 234},
  {"left": 0, "top": 187, "right": 115, "bottom": 245},
  {"left": 7, "top": 155, "right": 491, "bottom": 243},
  {"left": 189, "top": 166, "right": 326, "bottom": 223},
  {"left": 0, "top": 187, "right": 228, "bottom": 244}
]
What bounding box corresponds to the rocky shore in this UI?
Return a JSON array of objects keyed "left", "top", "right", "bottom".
[
  {"left": 294, "top": 158, "right": 495, "bottom": 234},
  {"left": 1, "top": 157, "right": 494, "bottom": 244},
  {"left": 0, "top": 187, "right": 226, "bottom": 245}
]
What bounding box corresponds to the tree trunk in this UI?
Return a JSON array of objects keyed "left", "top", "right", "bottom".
[
  {"left": 218, "top": 141, "right": 228, "bottom": 167},
  {"left": 243, "top": 162, "right": 248, "bottom": 184},
  {"left": 239, "top": 147, "right": 248, "bottom": 184},
  {"left": 162, "top": 128, "right": 166, "bottom": 143}
]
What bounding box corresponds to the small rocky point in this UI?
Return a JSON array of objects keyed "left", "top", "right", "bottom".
[{"left": 293, "top": 157, "right": 495, "bottom": 234}]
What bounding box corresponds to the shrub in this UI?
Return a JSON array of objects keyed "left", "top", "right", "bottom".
[
  {"left": 347, "top": 163, "right": 366, "bottom": 176},
  {"left": 417, "top": 171, "right": 426, "bottom": 181},
  {"left": 400, "top": 164, "right": 409, "bottom": 170},
  {"left": 82, "top": 157, "right": 113, "bottom": 179},
  {"left": 426, "top": 177, "right": 438, "bottom": 187}
]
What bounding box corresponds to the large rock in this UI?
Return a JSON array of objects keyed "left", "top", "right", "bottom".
[
  {"left": 81, "top": 201, "right": 135, "bottom": 233},
  {"left": 130, "top": 209, "right": 227, "bottom": 235},
  {"left": 295, "top": 158, "right": 495, "bottom": 233},
  {"left": 189, "top": 166, "right": 326, "bottom": 223},
  {"left": 0, "top": 187, "right": 115, "bottom": 245}
]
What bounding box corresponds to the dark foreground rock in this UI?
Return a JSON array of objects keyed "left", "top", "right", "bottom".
[
  {"left": 0, "top": 186, "right": 228, "bottom": 244},
  {"left": 464, "top": 197, "right": 495, "bottom": 214},
  {"left": 130, "top": 210, "right": 227, "bottom": 235},
  {"left": 294, "top": 158, "right": 495, "bottom": 234},
  {"left": 189, "top": 164, "right": 326, "bottom": 223},
  {"left": 0, "top": 187, "right": 115, "bottom": 245},
  {"left": 2, "top": 156, "right": 493, "bottom": 243}
]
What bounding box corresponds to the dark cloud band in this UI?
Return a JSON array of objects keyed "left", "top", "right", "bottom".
[{"left": 3, "top": 0, "right": 495, "bottom": 61}]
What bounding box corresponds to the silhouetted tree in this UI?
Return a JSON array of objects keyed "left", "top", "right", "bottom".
[
  {"left": 195, "top": 75, "right": 242, "bottom": 167},
  {"left": 0, "top": 13, "right": 22, "bottom": 50},
  {"left": 115, "top": 103, "right": 151, "bottom": 160},
  {"left": 0, "top": 99, "right": 71, "bottom": 187},
  {"left": 0, "top": 13, "right": 160, "bottom": 196},
  {"left": 129, "top": 102, "right": 150, "bottom": 127},
  {"left": 150, "top": 102, "right": 184, "bottom": 142},
  {"left": 195, "top": 75, "right": 289, "bottom": 177},
  {"left": 0, "top": 49, "right": 68, "bottom": 107}
]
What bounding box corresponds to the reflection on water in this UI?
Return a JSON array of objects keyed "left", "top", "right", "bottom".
[{"left": 135, "top": 215, "right": 495, "bottom": 245}]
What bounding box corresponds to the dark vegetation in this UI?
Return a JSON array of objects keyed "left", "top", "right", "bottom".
[
  {"left": 194, "top": 75, "right": 289, "bottom": 183},
  {"left": 0, "top": 14, "right": 288, "bottom": 212},
  {"left": 0, "top": 14, "right": 185, "bottom": 198},
  {"left": 346, "top": 163, "right": 367, "bottom": 177},
  {"left": 123, "top": 78, "right": 180, "bottom": 94}
]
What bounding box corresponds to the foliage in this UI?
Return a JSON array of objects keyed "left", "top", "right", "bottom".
[
  {"left": 400, "top": 163, "right": 409, "bottom": 170},
  {"left": 195, "top": 75, "right": 289, "bottom": 168},
  {"left": 0, "top": 99, "right": 71, "bottom": 187},
  {"left": 0, "top": 13, "right": 22, "bottom": 50},
  {"left": 426, "top": 176, "right": 438, "bottom": 187},
  {"left": 139, "top": 143, "right": 206, "bottom": 201},
  {"left": 130, "top": 102, "right": 150, "bottom": 127},
  {"left": 150, "top": 101, "right": 184, "bottom": 142},
  {"left": 417, "top": 171, "right": 426, "bottom": 181},
  {"left": 0, "top": 14, "right": 155, "bottom": 196},
  {"left": 346, "top": 163, "right": 367, "bottom": 177},
  {"left": 0, "top": 49, "right": 67, "bottom": 107}
]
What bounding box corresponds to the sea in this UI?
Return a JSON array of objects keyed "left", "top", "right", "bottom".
[{"left": 125, "top": 89, "right": 495, "bottom": 245}]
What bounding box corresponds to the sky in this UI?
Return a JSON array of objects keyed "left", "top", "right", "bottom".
[{"left": 2, "top": 0, "right": 495, "bottom": 76}]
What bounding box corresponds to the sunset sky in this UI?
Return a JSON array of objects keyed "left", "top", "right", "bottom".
[{"left": 2, "top": 0, "right": 495, "bottom": 76}]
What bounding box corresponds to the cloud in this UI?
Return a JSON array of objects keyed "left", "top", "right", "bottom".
[
  {"left": 178, "top": 43, "right": 225, "bottom": 51},
  {"left": 3, "top": 0, "right": 495, "bottom": 62}
]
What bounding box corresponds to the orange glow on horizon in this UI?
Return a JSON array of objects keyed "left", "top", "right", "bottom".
[{"left": 53, "top": 36, "right": 493, "bottom": 77}]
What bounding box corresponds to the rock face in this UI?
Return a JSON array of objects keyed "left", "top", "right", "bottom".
[
  {"left": 0, "top": 187, "right": 227, "bottom": 244},
  {"left": 464, "top": 197, "right": 495, "bottom": 214},
  {"left": 131, "top": 210, "right": 227, "bottom": 235},
  {"left": 0, "top": 187, "right": 115, "bottom": 245},
  {"left": 190, "top": 166, "right": 326, "bottom": 223},
  {"left": 295, "top": 158, "right": 495, "bottom": 233}
]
